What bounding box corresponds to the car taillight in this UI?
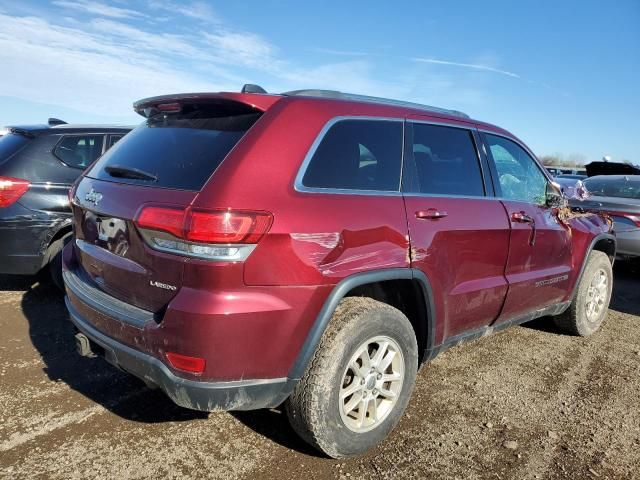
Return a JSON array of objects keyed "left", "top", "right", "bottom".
[
  {"left": 610, "top": 212, "right": 640, "bottom": 228},
  {"left": 137, "top": 206, "right": 185, "bottom": 238},
  {"left": 187, "top": 210, "right": 273, "bottom": 243},
  {"left": 0, "top": 176, "right": 30, "bottom": 207},
  {"left": 134, "top": 205, "right": 273, "bottom": 261}
]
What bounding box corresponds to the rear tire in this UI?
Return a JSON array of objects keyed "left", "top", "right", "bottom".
[
  {"left": 554, "top": 250, "right": 612, "bottom": 336},
  {"left": 48, "top": 233, "right": 72, "bottom": 291},
  {"left": 285, "top": 297, "right": 418, "bottom": 458}
]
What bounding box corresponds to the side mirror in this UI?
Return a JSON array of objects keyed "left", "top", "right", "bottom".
[{"left": 546, "top": 181, "right": 567, "bottom": 208}]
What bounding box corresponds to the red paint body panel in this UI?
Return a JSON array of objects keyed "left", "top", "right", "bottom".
[
  {"left": 404, "top": 197, "right": 510, "bottom": 342},
  {"left": 497, "top": 200, "right": 573, "bottom": 320}
]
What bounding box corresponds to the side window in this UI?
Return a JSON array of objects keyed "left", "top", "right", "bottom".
[
  {"left": 485, "top": 134, "right": 547, "bottom": 205},
  {"left": 404, "top": 123, "right": 485, "bottom": 196},
  {"left": 54, "top": 135, "right": 105, "bottom": 169},
  {"left": 301, "top": 119, "right": 402, "bottom": 191},
  {"left": 107, "top": 134, "right": 124, "bottom": 150}
]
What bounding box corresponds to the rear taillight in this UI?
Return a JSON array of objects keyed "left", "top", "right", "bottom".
[
  {"left": 610, "top": 212, "right": 640, "bottom": 228},
  {"left": 134, "top": 205, "right": 272, "bottom": 261},
  {"left": 0, "top": 176, "right": 30, "bottom": 207}
]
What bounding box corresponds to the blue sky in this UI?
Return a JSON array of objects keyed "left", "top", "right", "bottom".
[{"left": 0, "top": 0, "right": 638, "bottom": 162}]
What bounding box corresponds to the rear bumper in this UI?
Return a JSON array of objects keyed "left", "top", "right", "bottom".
[
  {"left": 66, "top": 296, "right": 294, "bottom": 411},
  {"left": 0, "top": 204, "right": 64, "bottom": 275}
]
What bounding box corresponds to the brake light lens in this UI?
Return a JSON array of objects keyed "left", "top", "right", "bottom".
[
  {"left": 137, "top": 206, "right": 185, "bottom": 238},
  {"left": 187, "top": 210, "right": 272, "bottom": 243},
  {"left": 609, "top": 212, "right": 640, "bottom": 228},
  {"left": 166, "top": 352, "right": 205, "bottom": 375},
  {"left": 0, "top": 176, "right": 30, "bottom": 207},
  {"left": 134, "top": 205, "right": 273, "bottom": 261}
]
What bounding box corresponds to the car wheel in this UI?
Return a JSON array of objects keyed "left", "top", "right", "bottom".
[
  {"left": 554, "top": 250, "right": 613, "bottom": 336},
  {"left": 48, "top": 233, "right": 72, "bottom": 291},
  {"left": 285, "top": 297, "right": 418, "bottom": 458}
]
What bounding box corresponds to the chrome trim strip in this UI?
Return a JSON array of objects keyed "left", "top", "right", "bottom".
[
  {"left": 402, "top": 192, "right": 500, "bottom": 201},
  {"left": 408, "top": 118, "right": 475, "bottom": 130},
  {"left": 293, "top": 116, "right": 404, "bottom": 196},
  {"left": 138, "top": 229, "right": 257, "bottom": 261}
]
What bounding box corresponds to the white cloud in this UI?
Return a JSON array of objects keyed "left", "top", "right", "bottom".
[
  {"left": 0, "top": 13, "right": 228, "bottom": 117},
  {"left": 52, "top": 0, "right": 145, "bottom": 19},
  {"left": 147, "top": 0, "right": 219, "bottom": 23},
  {"left": 202, "top": 30, "right": 279, "bottom": 70},
  {"left": 0, "top": 8, "right": 489, "bottom": 121},
  {"left": 412, "top": 57, "right": 520, "bottom": 78},
  {"left": 310, "top": 48, "right": 368, "bottom": 57}
]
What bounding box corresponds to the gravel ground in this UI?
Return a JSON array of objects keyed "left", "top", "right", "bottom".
[{"left": 0, "top": 263, "right": 639, "bottom": 479}]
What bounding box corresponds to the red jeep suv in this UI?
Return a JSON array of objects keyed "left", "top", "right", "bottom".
[{"left": 63, "top": 86, "right": 615, "bottom": 458}]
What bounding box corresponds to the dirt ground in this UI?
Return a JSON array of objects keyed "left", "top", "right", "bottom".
[{"left": 0, "top": 263, "right": 639, "bottom": 480}]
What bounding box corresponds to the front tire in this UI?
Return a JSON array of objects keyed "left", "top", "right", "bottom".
[
  {"left": 554, "top": 250, "right": 613, "bottom": 336},
  {"left": 286, "top": 297, "right": 418, "bottom": 458}
]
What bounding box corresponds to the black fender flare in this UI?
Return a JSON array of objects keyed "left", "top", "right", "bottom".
[
  {"left": 287, "top": 268, "right": 436, "bottom": 380},
  {"left": 569, "top": 232, "right": 616, "bottom": 302}
]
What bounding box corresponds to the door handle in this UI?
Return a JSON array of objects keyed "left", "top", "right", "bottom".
[
  {"left": 511, "top": 211, "right": 536, "bottom": 246},
  {"left": 511, "top": 211, "right": 534, "bottom": 224},
  {"left": 415, "top": 209, "right": 448, "bottom": 220}
]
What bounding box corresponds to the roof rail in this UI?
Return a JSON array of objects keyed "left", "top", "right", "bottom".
[{"left": 282, "top": 89, "right": 469, "bottom": 119}]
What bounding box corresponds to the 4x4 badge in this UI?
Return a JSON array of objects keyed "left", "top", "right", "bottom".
[{"left": 84, "top": 188, "right": 103, "bottom": 206}]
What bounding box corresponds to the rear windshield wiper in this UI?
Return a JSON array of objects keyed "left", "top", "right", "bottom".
[{"left": 104, "top": 165, "right": 158, "bottom": 182}]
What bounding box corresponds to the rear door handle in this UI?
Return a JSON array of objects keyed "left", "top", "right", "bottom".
[{"left": 415, "top": 209, "right": 448, "bottom": 220}]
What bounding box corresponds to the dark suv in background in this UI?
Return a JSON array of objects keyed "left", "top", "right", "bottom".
[
  {"left": 0, "top": 119, "right": 131, "bottom": 286},
  {"left": 63, "top": 87, "right": 614, "bottom": 458}
]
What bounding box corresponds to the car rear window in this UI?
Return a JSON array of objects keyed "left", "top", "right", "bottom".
[
  {"left": 87, "top": 102, "right": 262, "bottom": 190},
  {"left": 584, "top": 177, "right": 640, "bottom": 199},
  {"left": 0, "top": 133, "right": 30, "bottom": 165}
]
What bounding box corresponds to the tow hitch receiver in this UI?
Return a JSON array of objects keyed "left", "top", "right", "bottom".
[{"left": 75, "top": 332, "right": 96, "bottom": 358}]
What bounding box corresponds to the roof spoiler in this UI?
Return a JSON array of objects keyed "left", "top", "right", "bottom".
[
  {"left": 48, "top": 117, "right": 67, "bottom": 126},
  {"left": 133, "top": 90, "right": 280, "bottom": 118}
]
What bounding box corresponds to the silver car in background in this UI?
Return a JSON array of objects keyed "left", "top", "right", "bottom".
[{"left": 572, "top": 175, "right": 640, "bottom": 260}]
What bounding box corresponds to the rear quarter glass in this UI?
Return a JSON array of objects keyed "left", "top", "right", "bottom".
[
  {"left": 87, "top": 104, "right": 262, "bottom": 191},
  {"left": 0, "top": 134, "right": 31, "bottom": 167}
]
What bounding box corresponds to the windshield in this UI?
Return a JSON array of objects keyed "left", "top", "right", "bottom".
[
  {"left": 584, "top": 177, "right": 640, "bottom": 199},
  {"left": 87, "top": 103, "right": 261, "bottom": 191}
]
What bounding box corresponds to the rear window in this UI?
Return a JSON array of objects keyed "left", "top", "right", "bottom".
[
  {"left": 301, "top": 119, "right": 403, "bottom": 191},
  {"left": 404, "top": 123, "right": 485, "bottom": 197},
  {"left": 87, "top": 103, "right": 261, "bottom": 190},
  {"left": 54, "top": 135, "right": 105, "bottom": 169},
  {"left": 0, "top": 134, "right": 30, "bottom": 165},
  {"left": 584, "top": 177, "right": 640, "bottom": 199}
]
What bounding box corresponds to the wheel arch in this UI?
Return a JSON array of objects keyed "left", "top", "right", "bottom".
[
  {"left": 41, "top": 222, "right": 73, "bottom": 266},
  {"left": 570, "top": 233, "right": 616, "bottom": 301},
  {"left": 288, "top": 268, "right": 436, "bottom": 380}
]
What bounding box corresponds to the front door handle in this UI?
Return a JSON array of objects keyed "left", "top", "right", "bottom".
[
  {"left": 511, "top": 211, "right": 537, "bottom": 246},
  {"left": 415, "top": 209, "right": 448, "bottom": 220},
  {"left": 511, "top": 211, "right": 534, "bottom": 224}
]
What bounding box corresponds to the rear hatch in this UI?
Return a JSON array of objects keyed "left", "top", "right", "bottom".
[{"left": 70, "top": 95, "right": 272, "bottom": 313}]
